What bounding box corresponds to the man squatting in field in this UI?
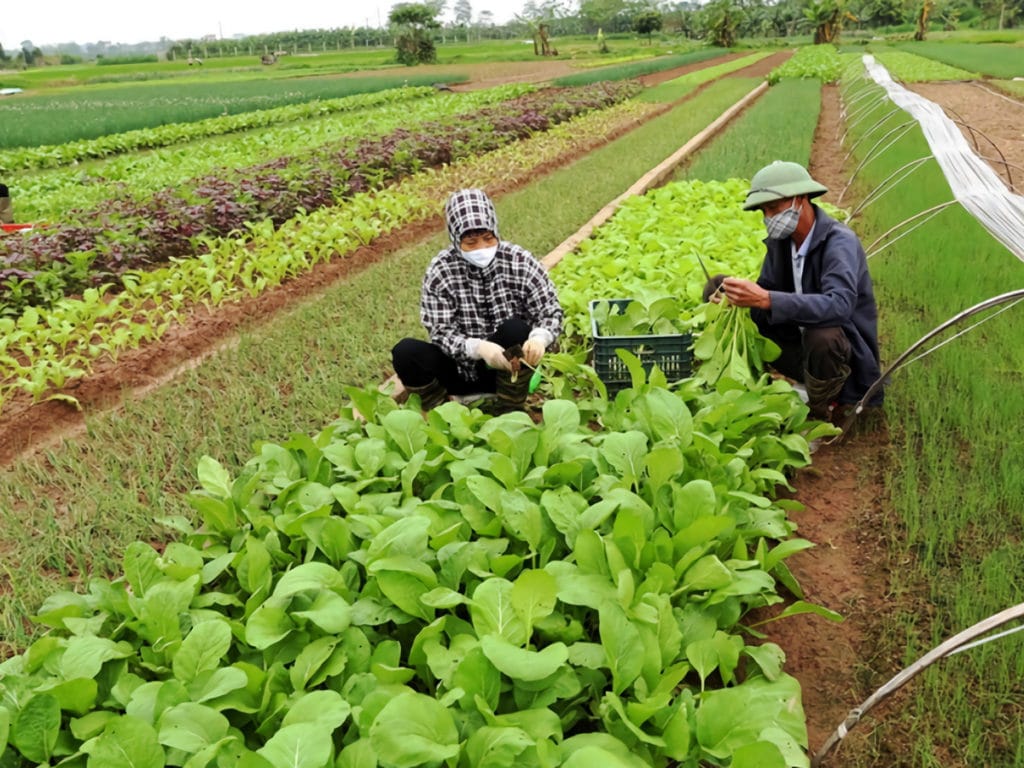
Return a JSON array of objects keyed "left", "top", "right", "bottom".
[
  {"left": 703, "top": 161, "right": 883, "bottom": 421},
  {"left": 391, "top": 188, "right": 563, "bottom": 413}
]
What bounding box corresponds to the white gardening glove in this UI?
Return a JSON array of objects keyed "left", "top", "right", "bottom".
[
  {"left": 521, "top": 338, "right": 546, "bottom": 367},
  {"left": 476, "top": 340, "right": 512, "bottom": 371}
]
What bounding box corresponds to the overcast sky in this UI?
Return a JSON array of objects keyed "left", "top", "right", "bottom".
[{"left": 1, "top": 1, "right": 533, "bottom": 50}]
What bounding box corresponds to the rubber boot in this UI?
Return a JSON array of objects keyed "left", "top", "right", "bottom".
[
  {"left": 405, "top": 379, "right": 448, "bottom": 411},
  {"left": 804, "top": 366, "right": 850, "bottom": 421},
  {"left": 490, "top": 369, "right": 532, "bottom": 414},
  {"left": 0, "top": 196, "right": 12, "bottom": 225}
]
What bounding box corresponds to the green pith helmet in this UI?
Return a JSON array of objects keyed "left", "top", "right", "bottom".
[{"left": 743, "top": 161, "right": 828, "bottom": 211}]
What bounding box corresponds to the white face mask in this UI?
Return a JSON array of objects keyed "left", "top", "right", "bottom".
[
  {"left": 459, "top": 245, "right": 498, "bottom": 269},
  {"left": 764, "top": 201, "right": 801, "bottom": 240}
]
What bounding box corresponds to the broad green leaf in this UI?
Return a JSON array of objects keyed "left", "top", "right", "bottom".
[
  {"left": 197, "top": 455, "right": 232, "bottom": 498},
  {"left": 599, "top": 431, "right": 648, "bottom": 488},
  {"left": 289, "top": 637, "right": 339, "bottom": 692},
  {"left": 336, "top": 738, "right": 376, "bottom": 768},
  {"left": 292, "top": 590, "right": 353, "bottom": 633},
  {"left": 731, "top": 740, "right": 787, "bottom": 768},
  {"left": 375, "top": 571, "right": 433, "bottom": 622},
  {"left": 368, "top": 692, "right": 460, "bottom": 767},
  {"left": 465, "top": 725, "right": 534, "bottom": 767},
  {"left": 44, "top": 677, "right": 98, "bottom": 715},
  {"left": 257, "top": 723, "right": 333, "bottom": 768},
  {"left": 695, "top": 674, "right": 807, "bottom": 763},
  {"left": 743, "top": 643, "right": 786, "bottom": 681},
  {"left": 632, "top": 388, "right": 693, "bottom": 446},
  {"left": 280, "top": 690, "right": 351, "bottom": 731},
  {"left": 159, "top": 542, "right": 205, "bottom": 581},
  {"left": 464, "top": 475, "right": 506, "bottom": 513},
  {"left": 545, "top": 561, "right": 617, "bottom": 609},
  {"left": 381, "top": 409, "right": 429, "bottom": 459},
  {"left": 189, "top": 666, "right": 249, "bottom": 703},
  {"left": 12, "top": 693, "right": 61, "bottom": 763},
  {"left": 245, "top": 598, "right": 293, "bottom": 649},
  {"left": 124, "top": 542, "right": 163, "bottom": 599},
  {"left": 598, "top": 601, "right": 644, "bottom": 695},
  {"left": 686, "top": 632, "right": 743, "bottom": 688},
  {"left": 173, "top": 619, "right": 232, "bottom": 683},
  {"left": 470, "top": 578, "right": 528, "bottom": 645},
  {"left": 511, "top": 569, "right": 558, "bottom": 633},
  {"left": 82, "top": 715, "right": 165, "bottom": 768},
  {"left": 601, "top": 692, "right": 666, "bottom": 747},
  {"left": 60, "top": 636, "right": 135, "bottom": 680},
  {"left": 70, "top": 710, "right": 117, "bottom": 741},
  {"left": 366, "top": 515, "right": 431, "bottom": 559},
  {"left": 353, "top": 438, "right": 387, "bottom": 475},
  {"left": 681, "top": 555, "right": 732, "bottom": 591},
  {"left": 157, "top": 702, "right": 230, "bottom": 753},
  {"left": 560, "top": 733, "right": 651, "bottom": 767},
  {"left": 479, "top": 635, "right": 568, "bottom": 682},
  {"left": 451, "top": 646, "right": 501, "bottom": 711},
  {"left": 671, "top": 480, "right": 718, "bottom": 530},
  {"left": 661, "top": 695, "right": 694, "bottom": 760},
  {"left": 273, "top": 562, "right": 346, "bottom": 598},
  {"left": 420, "top": 586, "right": 467, "bottom": 609},
  {"left": 132, "top": 576, "right": 199, "bottom": 647},
  {"left": 540, "top": 486, "right": 590, "bottom": 543}
]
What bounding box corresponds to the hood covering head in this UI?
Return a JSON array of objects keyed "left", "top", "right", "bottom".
[
  {"left": 445, "top": 188, "right": 499, "bottom": 250},
  {"left": 743, "top": 161, "right": 828, "bottom": 211}
]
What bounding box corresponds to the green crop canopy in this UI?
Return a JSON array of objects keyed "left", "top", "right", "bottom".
[{"left": 743, "top": 160, "right": 828, "bottom": 211}]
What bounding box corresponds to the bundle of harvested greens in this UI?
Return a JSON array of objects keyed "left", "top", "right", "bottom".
[{"left": 692, "top": 298, "right": 781, "bottom": 386}]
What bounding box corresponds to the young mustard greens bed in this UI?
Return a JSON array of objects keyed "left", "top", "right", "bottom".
[{"left": 0, "top": 369, "right": 835, "bottom": 768}]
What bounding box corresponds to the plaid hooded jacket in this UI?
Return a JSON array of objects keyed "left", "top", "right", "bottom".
[{"left": 421, "top": 189, "right": 563, "bottom": 382}]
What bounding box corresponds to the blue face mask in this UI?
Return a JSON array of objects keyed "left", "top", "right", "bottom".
[{"left": 764, "top": 202, "right": 801, "bottom": 240}]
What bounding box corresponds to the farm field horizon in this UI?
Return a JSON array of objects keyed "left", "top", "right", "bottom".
[{"left": 1, "top": 38, "right": 1023, "bottom": 768}]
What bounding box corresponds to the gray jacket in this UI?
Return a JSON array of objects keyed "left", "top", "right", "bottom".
[{"left": 751, "top": 205, "right": 883, "bottom": 405}]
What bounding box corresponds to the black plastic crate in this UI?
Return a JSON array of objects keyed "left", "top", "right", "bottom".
[{"left": 589, "top": 299, "right": 693, "bottom": 393}]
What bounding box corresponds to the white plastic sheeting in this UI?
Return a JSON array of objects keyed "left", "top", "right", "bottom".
[{"left": 862, "top": 54, "right": 1024, "bottom": 263}]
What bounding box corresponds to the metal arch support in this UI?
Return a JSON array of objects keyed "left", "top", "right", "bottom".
[
  {"left": 811, "top": 601, "right": 1024, "bottom": 766},
  {"left": 838, "top": 71, "right": 876, "bottom": 110},
  {"left": 865, "top": 200, "right": 958, "bottom": 257},
  {"left": 837, "top": 84, "right": 879, "bottom": 128},
  {"left": 838, "top": 120, "right": 919, "bottom": 205},
  {"left": 829, "top": 289, "right": 1024, "bottom": 444},
  {"left": 841, "top": 105, "right": 906, "bottom": 167},
  {"left": 850, "top": 156, "right": 933, "bottom": 219},
  {"left": 839, "top": 91, "right": 890, "bottom": 141},
  {"left": 839, "top": 83, "right": 879, "bottom": 121}
]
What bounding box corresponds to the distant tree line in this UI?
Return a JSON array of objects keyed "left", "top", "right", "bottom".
[{"left": 5, "top": 0, "right": 1020, "bottom": 68}]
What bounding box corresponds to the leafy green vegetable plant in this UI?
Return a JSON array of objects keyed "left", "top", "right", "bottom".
[
  {"left": 692, "top": 298, "right": 782, "bottom": 388},
  {"left": 0, "top": 373, "right": 832, "bottom": 767}
]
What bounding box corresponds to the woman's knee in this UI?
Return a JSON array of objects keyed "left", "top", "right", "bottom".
[{"left": 392, "top": 338, "right": 434, "bottom": 384}]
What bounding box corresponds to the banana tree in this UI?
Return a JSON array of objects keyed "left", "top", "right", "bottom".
[{"left": 802, "top": 0, "right": 857, "bottom": 43}]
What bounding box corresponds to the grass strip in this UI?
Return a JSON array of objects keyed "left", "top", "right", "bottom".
[
  {"left": 552, "top": 49, "right": 727, "bottom": 86},
  {"left": 639, "top": 51, "right": 773, "bottom": 103},
  {"left": 671, "top": 77, "right": 823, "bottom": 182},
  {"left": 890, "top": 41, "right": 1024, "bottom": 79},
  {"left": 0, "top": 75, "right": 470, "bottom": 150}
]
